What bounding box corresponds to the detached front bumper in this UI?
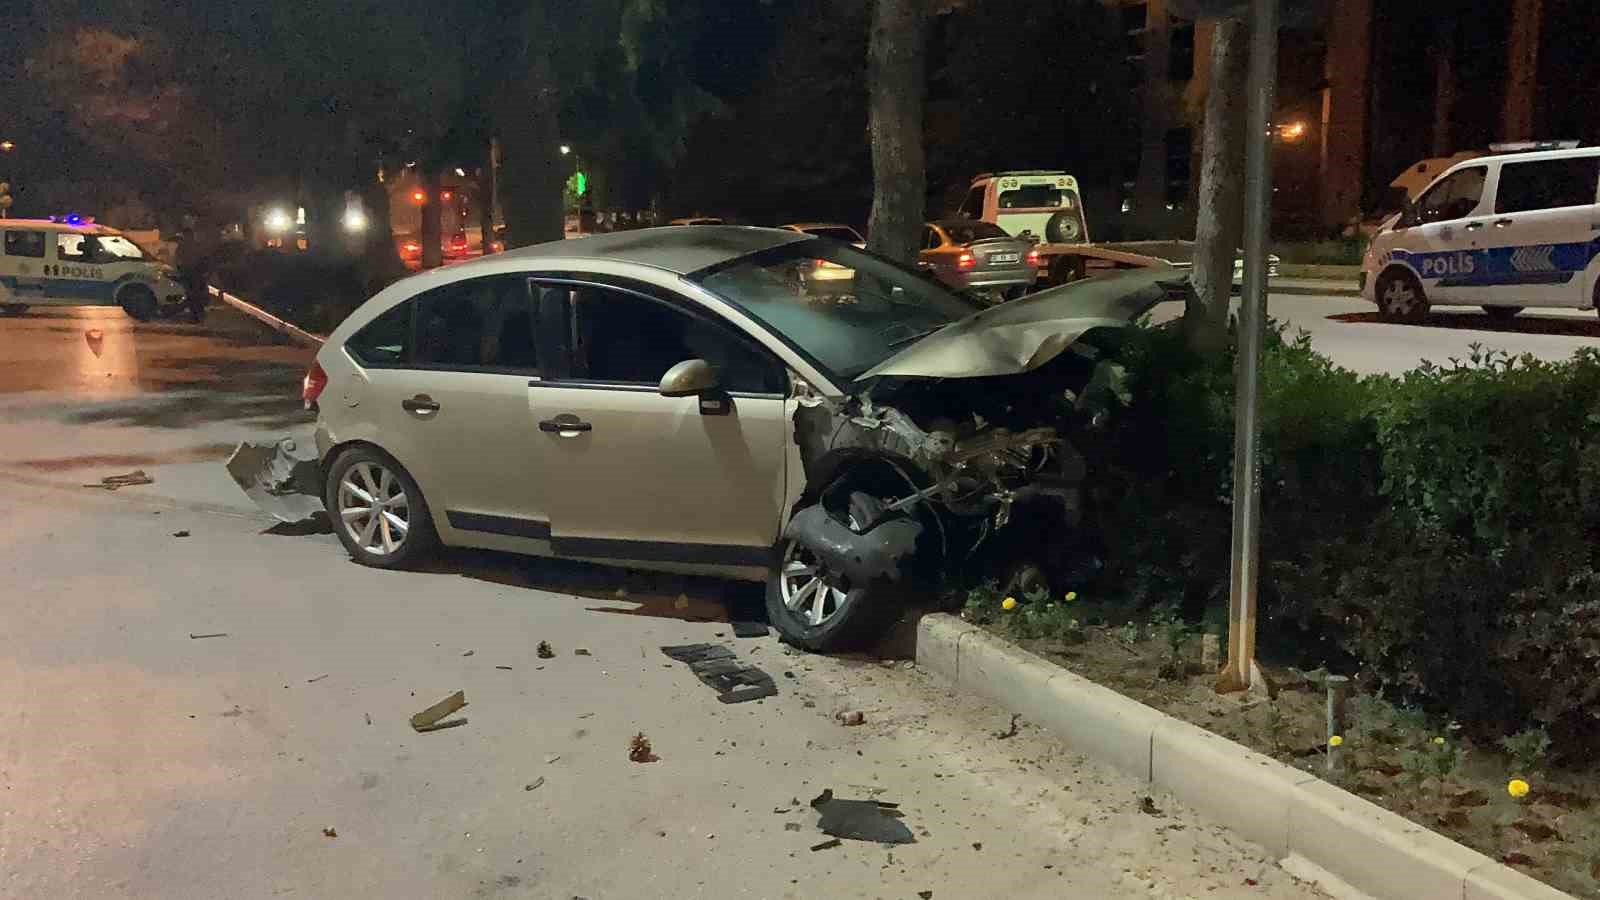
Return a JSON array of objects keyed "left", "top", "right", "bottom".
[{"left": 225, "top": 438, "right": 325, "bottom": 522}]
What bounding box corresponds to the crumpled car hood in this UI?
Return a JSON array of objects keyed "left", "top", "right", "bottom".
[{"left": 858, "top": 268, "right": 1180, "bottom": 380}]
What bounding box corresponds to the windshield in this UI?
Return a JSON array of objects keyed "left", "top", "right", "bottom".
[
  {"left": 999, "top": 185, "right": 1076, "bottom": 210},
  {"left": 803, "top": 226, "right": 863, "bottom": 243},
  {"left": 694, "top": 241, "right": 981, "bottom": 381},
  {"left": 96, "top": 235, "right": 152, "bottom": 261},
  {"left": 940, "top": 221, "right": 1009, "bottom": 244}
]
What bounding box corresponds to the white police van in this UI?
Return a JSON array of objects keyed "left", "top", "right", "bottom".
[
  {"left": 0, "top": 219, "right": 188, "bottom": 320},
  {"left": 1362, "top": 143, "right": 1600, "bottom": 321}
]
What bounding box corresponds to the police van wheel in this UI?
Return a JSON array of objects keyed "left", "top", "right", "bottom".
[
  {"left": 1483, "top": 305, "right": 1523, "bottom": 321},
  {"left": 119, "top": 286, "right": 158, "bottom": 322},
  {"left": 1375, "top": 270, "right": 1428, "bottom": 323}
]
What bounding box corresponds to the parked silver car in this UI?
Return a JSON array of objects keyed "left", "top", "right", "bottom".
[
  {"left": 919, "top": 219, "right": 1039, "bottom": 299},
  {"left": 288, "top": 226, "right": 1173, "bottom": 650}
]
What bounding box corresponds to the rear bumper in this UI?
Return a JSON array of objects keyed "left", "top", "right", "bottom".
[{"left": 940, "top": 268, "right": 1038, "bottom": 291}]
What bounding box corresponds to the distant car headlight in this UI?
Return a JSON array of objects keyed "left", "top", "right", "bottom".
[
  {"left": 263, "top": 208, "right": 293, "bottom": 233},
  {"left": 342, "top": 207, "right": 369, "bottom": 233}
]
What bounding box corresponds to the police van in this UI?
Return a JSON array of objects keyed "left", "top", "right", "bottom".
[
  {"left": 1362, "top": 142, "right": 1600, "bottom": 321},
  {"left": 0, "top": 219, "right": 188, "bottom": 320}
]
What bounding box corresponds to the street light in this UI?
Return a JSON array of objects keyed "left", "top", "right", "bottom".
[
  {"left": 0, "top": 141, "right": 13, "bottom": 152},
  {"left": 559, "top": 145, "right": 571, "bottom": 156},
  {"left": 1277, "top": 120, "right": 1308, "bottom": 142},
  {"left": 262, "top": 207, "right": 292, "bottom": 233}
]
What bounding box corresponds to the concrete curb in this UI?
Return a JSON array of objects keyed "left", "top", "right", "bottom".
[
  {"left": 914, "top": 614, "right": 1573, "bottom": 900},
  {"left": 208, "top": 286, "right": 326, "bottom": 347},
  {"left": 1272, "top": 284, "right": 1362, "bottom": 298}
]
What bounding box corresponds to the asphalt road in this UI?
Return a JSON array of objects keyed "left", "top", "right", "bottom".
[
  {"left": 0, "top": 306, "right": 1325, "bottom": 898},
  {"left": 1151, "top": 287, "right": 1600, "bottom": 375}
]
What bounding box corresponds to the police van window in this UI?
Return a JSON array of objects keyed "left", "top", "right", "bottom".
[
  {"left": 57, "top": 233, "right": 92, "bottom": 261},
  {"left": 1415, "top": 166, "right": 1486, "bottom": 224},
  {"left": 3, "top": 230, "right": 45, "bottom": 258},
  {"left": 96, "top": 235, "right": 151, "bottom": 261},
  {"left": 1495, "top": 157, "right": 1600, "bottom": 214}
]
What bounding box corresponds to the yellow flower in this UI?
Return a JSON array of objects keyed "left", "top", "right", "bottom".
[
  {"left": 1001, "top": 597, "right": 1018, "bottom": 611},
  {"left": 1065, "top": 591, "right": 1078, "bottom": 602},
  {"left": 1433, "top": 736, "right": 1446, "bottom": 746},
  {"left": 1328, "top": 735, "right": 1344, "bottom": 748},
  {"left": 1508, "top": 779, "right": 1531, "bottom": 799}
]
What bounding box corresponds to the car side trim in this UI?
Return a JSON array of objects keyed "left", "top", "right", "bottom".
[
  {"left": 446, "top": 511, "right": 552, "bottom": 540},
  {"left": 550, "top": 536, "right": 775, "bottom": 567},
  {"left": 527, "top": 379, "right": 783, "bottom": 400}
]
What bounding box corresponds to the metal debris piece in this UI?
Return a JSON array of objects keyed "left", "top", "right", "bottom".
[
  {"left": 536, "top": 641, "right": 555, "bottom": 659},
  {"left": 462, "top": 650, "right": 474, "bottom": 657},
  {"left": 322, "top": 827, "right": 337, "bottom": 838},
  {"left": 524, "top": 777, "right": 545, "bottom": 792},
  {"left": 661, "top": 643, "right": 777, "bottom": 704},
  {"left": 189, "top": 632, "right": 228, "bottom": 640},
  {"left": 84, "top": 470, "right": 154, "bottom": 491},
  {"left": 172, "top": 530, "right": 191, "bottom": 538},
  {"left": 306, "top": 674, "right": 328, "bottom": 683},
  {"left": 225, "top": 440, "right": 323, "bottom": 522},
  {"left": 410, "top": 690, "right": 467, "bottom": 732},
  {"left": 495, "top": 665, "right": 513, "bottom": 671},
  {"left": 574, "top": 648, "right": 591, "bottom": 656},
  {"left": 810, "top": 788, "right": 914, "bottom": 844},
  {"left": 629, "top": 732, "right": 659, "bottom": 763},
  {"left": 810, "top": 838, "right": 842, "bottom": 852},
  {"left": 836, "top": 710, "right": 866, "bottom": 727},
  {"left": 731, "top": 621, "right": 768, "bottom": 639},
  {"left": 994, "top": 713, "right": 1021, "bottom": 740}
]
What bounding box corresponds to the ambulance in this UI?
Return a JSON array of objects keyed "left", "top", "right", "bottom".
[
  {"left": 1362, "top": 142, "right": 1600, "bottom": 321},
  {"left": 0, "top": 218, "right": 188, "bottom": 320}
]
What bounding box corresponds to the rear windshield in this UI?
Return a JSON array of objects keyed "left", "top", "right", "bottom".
[
  {"left": 803, "top": 226, "right": 863, "bottom": 243},
  {"left": 999, "top": 186, "right": 1076, "bottom": 210},
  {"left": 940, "top": 221, "right": 1009, "bottom": 244}
]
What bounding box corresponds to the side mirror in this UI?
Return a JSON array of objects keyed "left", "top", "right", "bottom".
[{"left": 658, "top": 358, "right": 720, "bottom": 398}]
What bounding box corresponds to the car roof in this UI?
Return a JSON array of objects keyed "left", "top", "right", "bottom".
[
  {"left": 1473, "top": 145, "right": 1600, "bottom": 165},
  {"left": 485, "top": 225, "right": 813, "bottom": 276},
  {"left": 783, "top": 222, "right": 860, "bottom": 232},
  {"left": 1, "top": 218, "right": 123, "bottom": 235},
  {"left": 973, "top": 170, "right": 1072, "bottom": 182}
]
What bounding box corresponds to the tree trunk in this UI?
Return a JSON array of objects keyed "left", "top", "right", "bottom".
[
  {"left": 1186, "top": 15, "right": 1250, "bottom": 354},
  {"left": 420, "top": 166, "right": 444, "bottom": 269},
  {"left": 479, "top": 138, "right": 498, "bottom": 254},
  {"left": 498, "top": 92, "right": 565, "bottom": 247},
  {"left": 865, "top": 0, "right": 927, "bottom": 266},
  {"left": 360, "top": 170, "right": 404, "bottom": 293}
]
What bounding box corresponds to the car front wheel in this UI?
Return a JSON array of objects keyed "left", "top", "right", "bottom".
[
  {"left": 325, "top": 447, "right": 437, "bottom": 568},
  {"left": 766, "top": 495, "right": 904, "bottom": 652},
  {"left": 1375, "top": 269, "right": 1429, "bottom": 323}
]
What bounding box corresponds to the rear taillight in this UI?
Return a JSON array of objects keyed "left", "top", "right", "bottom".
[
  {"left": 1027, "top": 249, "right": 1040, "bottom": 266},
  {"left": 957, "top": 252, "right": 975, "bottom": 269},
  {"left": 302, "top": 361, "right": 328, "bottom": 410}
]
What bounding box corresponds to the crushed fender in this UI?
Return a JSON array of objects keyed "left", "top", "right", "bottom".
[{"left": 225, "top": 439, "right": 324, "bottom": 523}]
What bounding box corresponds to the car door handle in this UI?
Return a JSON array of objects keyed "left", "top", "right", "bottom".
[
  {"left": 401, "top": 394, "right": 440, "bottom": 415},
  {"left": 539, "top": 415, "right": 592, "bottom": 435},
  {"left": 1464, "top": 222, "right": 1484, "bottom": 231},
  {"left": 1494, "top": 218, "right": 1515, "bottom": 228}
]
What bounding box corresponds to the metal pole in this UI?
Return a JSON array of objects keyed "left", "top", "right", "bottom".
[{"left": 1218, "top": 0, "right": 1278, "bottom": 694}]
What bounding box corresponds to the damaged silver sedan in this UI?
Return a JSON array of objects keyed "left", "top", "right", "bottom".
[{"left": 238, "top": 226, "right": 1175, "bottom": 651}]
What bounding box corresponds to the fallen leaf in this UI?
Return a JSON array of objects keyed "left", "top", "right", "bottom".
[{"left": 322, "top": 827, "right": 337, "bottom": 838}]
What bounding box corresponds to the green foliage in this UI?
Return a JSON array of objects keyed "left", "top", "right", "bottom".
[
  {"left": 1086, "top": 322, "right": 1600, "bottom": 759},
  {"left": 1499, "top": 728, "right": 1552, "bottom": 775},
  {"left": 1401, "top": 738, "right": 1463, "bottom": 785}
]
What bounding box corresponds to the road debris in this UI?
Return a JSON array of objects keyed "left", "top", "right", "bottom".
[
  {"left": 919, "top": 892, "right": 934, "bottom": 899},
  {"left": 537, "top": 641, "right": 555, "bottom": 659},
  {"left": 84, "top": 470, "right": 154, "bottom": 491},
  {"left": 810, "top": 789, "right": 914, "bottom": 844},
  {"left": 785, "top": 822, "right": 802, "bottom": 832},
  {"left": 306, "top": 674, "right": 329, "bottom": 684},
  {"left": 629, "top": 732, "right": 659, "bottom": 763},
  {"left": 524, "top": 777, "right": 545, "bottom": 792},
  {"left": 322, "top": 827, "right": 337, "bottom": 838},
  {"left": 810, "top": 838, "right": 842, "bottom": 852},
  {"left": 574, "top": 648, "right": 591, "bottom": 656},
  {"left": 661, "top": 643, "right": 777, "bottom": 704},
  {"left": 545, "top": 754, "right": 561, "bottom": 764},
  {"left": 836, "top": 710, "right": 866, "bottom": 727},
  {"left": 462, "top": 650, "right": 474, "bottom": 657},
  {"left": 365, "top": 713, "right": 372, "bottom": 726},
  {"left": 171, "top": 530, "right": 191, "bottom": 538},
  {"left": 495, "top": 665, "right": 513, "bottom": 671},
  {"left": 188, "top": 632, "right": 228, "bottom": 640},
  {"left": 410, "top": 690, "right": 467, "bottom": 733},
  {"left": 674, "top": 594, "right": 690, "bottom": 611},
  {"left": 731, "top": 621, "right": 768, "bottom": 638},
  {"left": 994, "top": 713, "right": 1021, "bottom": 740},
  {"left": 225, "top": 440, "right": 323, "bottom": 521},
  {"left": 1139, "top": 796, "right": 1164, "bottom": 816}
]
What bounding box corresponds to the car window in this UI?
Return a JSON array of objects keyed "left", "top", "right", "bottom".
[
  {"left": 3, "top": 230, "right": 45, "bottom": 258},
  {"left": 1415, "top": 166, "right": 1486, "bottom": 224},
  {"left": 958, "top": 185, "right": 986, "bottom": 219},
  {"left": 57, "top": 233, "right": 92, "bottom": 261},
  {"left": 923, "top": 227, "right": 941, "bottom": 250},
  {"left": 998, "top": 185, "right": 1071, "bottom": 210},
  {"left": 414, "top": 275, "right": 539, "bottom": 372},
  {"left": 1494, "top": 157, "right": 1600, "bottom": 214},
  {"left": 941, "top": 221, "right": 1009, "bottom": 244},
  {"left": 564, "top": 285, "right": 785, "bottom": 394},
  {"left": 96, "top": 235, "right": 150, "bottom": 261},
  {"left": 695, "top": 242, "right": 982, "bottom": 381},
  {"left": 345, "top": 301, "right": 412, "bottom": 366}
]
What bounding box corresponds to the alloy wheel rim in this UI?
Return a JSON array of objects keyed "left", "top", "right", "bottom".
[
  {"left": 779, "top": 541, "right": 851, "bottom": 628},
  {"left": 1382, "top": 280, "right": 1415, "bottom": 314},
  {"left": 338, "top": 461, "right": 410, "bottom": 555}
]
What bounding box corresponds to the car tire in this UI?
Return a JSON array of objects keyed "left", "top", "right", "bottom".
[
  {"left": 325, "top": 446, "right": 438, "bottom": 569},
  {"left": 118, "top": 285, "right": 158, "bottom": 322},
  {"left": 1044, "top": 211, "right": 1081, "bottom": 244},
  {"left": 1374, "top": 269, "right": 1429, "bottom": 323},
  {"left": 766, "top": 493, "right": 905, "bottom": 653},
  {"left": 1483, "top": 305, "right": 1523, "bottom": 321},
  {"left": 1047, "top": 255, "right": 1086, "bottom": 287},
  {"left": 0, "top": 304, "right": 28, "bottom": 316}
]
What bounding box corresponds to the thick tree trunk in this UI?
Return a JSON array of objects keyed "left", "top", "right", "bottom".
[
  {"left": 1186, "top": 15, "right": 1250, "bottom": 354},
  {"left": 479, "top": 138, "right": 498, "bottom": 254},
  {"left": 360, "top": 173, "right": 404, "bottom": 292},
  {"left": 420, "top": 166, "right": 443, "bottom": 269},
  {"left": 865, "top": 0, "right": 927, "bottom": 266},
  {"left": 498, "top": 92, "right": 565, "bottom": 248}
]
